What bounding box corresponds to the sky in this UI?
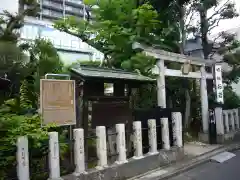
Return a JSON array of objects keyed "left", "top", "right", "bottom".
[
  {"left": 185, "top": 0, "right": 240, "bottom": 39},
  {"left": 0, "top": 0, "right": 18, "bottom": 14},
  {"left": 206, "top": 0, "right": 240, "bottom": 36}
]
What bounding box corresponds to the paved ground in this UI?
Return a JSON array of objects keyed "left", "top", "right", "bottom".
[
  {"left": 168, "top": 149, "right": 240, "bottom": 180},
  {"left": 131, "top": 142, "right": 224, "bottom": 180},
  {"left": 183, "top": 141, "right": 222, "bottom": 157}
]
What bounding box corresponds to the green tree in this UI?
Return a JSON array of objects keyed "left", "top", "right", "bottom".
[
  {"left": 21, "top": 38, "right": 64, "bottom": 107},
  {"left": 63, "top": 59, "right": 101, "bottom": 71},
  {"left": 147, "top": 0, "right": 192, "bottom": 49},
  {"left": 54, "top": 0, "right": 201, "bottom": 128},
  {"left": 218, "top": 44, "right": 240, "bottom": 110},
  {"left": 223, "top": 86, "right": 240, "bottom": 109},
  {"left": 0, "top": 0, "right": 40, "bottom": 95},
  {"left": 181, "top": 0, "right": 239, "bottom": 129},
  {"left": 218, "top": 39, "right": 240, "bottom": 86},
  {"left": 55, "top": 0, "right": 207, "bottom": 132},
  {"left": 0, "top": 38, "right": 66, "bottom": 179},
  {"left": 24, "top": 38, "right": 63, "bottom": 77},
  {"left": 54, "top": 0, "right": 177, "bottom": 118},
  {"left": 54, "top": 0, "right": 175, "bottom": 72},
  {"left": 0, "top": 0, "right": 39, "bottom": 42},
  {"left": 185, "top": 0, "right": 239, "bottom": 59}
]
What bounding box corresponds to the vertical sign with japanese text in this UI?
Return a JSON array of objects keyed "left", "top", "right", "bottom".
[{"left": 214, "top": 64, "right": 224, "bottom": 104}]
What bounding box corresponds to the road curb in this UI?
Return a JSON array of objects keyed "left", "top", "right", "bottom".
[
  {"left": 130, "top": 143, "right": 240, "bottom": 180},
  {"left": 158, "top": 143, "right": 240, "bottom": 180}
]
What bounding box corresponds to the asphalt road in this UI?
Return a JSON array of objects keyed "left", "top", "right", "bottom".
[{"left": 168, "top": 150, "right": 240, "bottom": 180}]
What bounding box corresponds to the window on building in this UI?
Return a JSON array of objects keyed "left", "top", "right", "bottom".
[
  {"left": 71, "top": 40, "right": 79, "bottom": 50},
  {"left": 104, "top": 83, "right": 114, "bottom": 96},
  {"left": 42, "top": 9, "right": 63, "bottom": 18},
  {"left": 66, "top": 0, "right": 83, "bottom": 4},
  {"left": 43, "top": 0, "right": 63, "bottom": 8},
  {"left": 42, "top": 0, "right": 50, "bottom": 5},
  {"left": 65, "top": 5, "right": 73, "bottom": 11},
  {"left": 42, "top": 9, "right": 50, "bottom": 15}
]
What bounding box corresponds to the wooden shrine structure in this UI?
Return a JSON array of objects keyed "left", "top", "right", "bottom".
[{"left": 70, "top": 65, "right": 155, "bottom": 131}]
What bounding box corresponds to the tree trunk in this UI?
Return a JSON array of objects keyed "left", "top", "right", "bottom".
[
  {"left": 179, "top": 5, "right": 192, "bottom": 130},
  {"left": 179, "top": 6, "right": 186, "bottom": 54},
  {"left": 199, "top": 5, "right": 214, "bottom": 107},
  {"left": 199, "top": 7, "right": 209, "bottom": 60}
]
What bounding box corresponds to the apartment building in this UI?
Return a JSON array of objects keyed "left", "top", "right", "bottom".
[
  {"left": 1, "top": 0, "right": 104, "bottom": 64},
  {"left": 38, "top": 0, "right": 88, "bottom": 21}
]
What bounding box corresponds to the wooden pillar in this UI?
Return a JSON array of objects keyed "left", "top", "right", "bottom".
[
  {"left": 82, "top": 96, "right": 89, "bottom": 165},
  {"left": 75, "top": 80, "right": 83, "bottom": 128},
  {"left": 156, "top": 59, "right": 166, "bottom": 108}
]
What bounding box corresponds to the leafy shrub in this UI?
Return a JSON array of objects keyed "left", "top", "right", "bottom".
[
  {"left": 0, "top": 78, "right": 68, "bottom": 179},
  {"left": 0, "top": 112, "right": 68, "bottom": 180},
  {"left": 223, "top": 87, "right": 240, "bottom": 109}
]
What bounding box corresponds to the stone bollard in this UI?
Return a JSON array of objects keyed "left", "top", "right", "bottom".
[
  {"left": 215, "top": 107, "right": 224, "bottom": 135},
  {"left": 115, "top": 124, "right": 128, "bottom": 164},
  {"left": 172, "top": 112, "right": 183, "bottom": 147},
  {"left": 17, "top": 136, "right": 30, "bottom": 180},
  {"left": 161, "top": 118, "right": 170, "bottom": 150},
  {"left": 148, "top": 119, "right": 158, "bottom": 155},
  {"left": 230, "top": 110, "right": 235, "bottom": 131},
  {"left": 223, "top": 111, "right": 229, "bottom": 133},
  {"left": 73, "top": 128, "right": 86, "bottom": 176},
  {"left": 133, "top": 121, "right": 143, "bottom": 159},
  {"left": 96, "top": 126, "right": 108, "bottom": 169},
  {"left": 48, "top": 132, "right": 62, "bottom": 180},
  {"left": 234, "top": 109, "right": 240, "bottom": 129}
]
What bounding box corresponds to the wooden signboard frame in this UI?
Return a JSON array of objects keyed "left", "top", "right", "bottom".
[{"left": 40, "top": 79, "right": 76, "bottom": 126}]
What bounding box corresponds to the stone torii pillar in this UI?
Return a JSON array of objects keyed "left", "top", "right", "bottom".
[
  {"left": 156, "top": 59, "right": 166, "bottom": 108},
  {"left": 200, "top": 66, "right": 209, "bottom": 133}
]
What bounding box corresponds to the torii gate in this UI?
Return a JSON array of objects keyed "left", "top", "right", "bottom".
[{"left": 133, "top": 42, "right": 224, "bottom": 140}]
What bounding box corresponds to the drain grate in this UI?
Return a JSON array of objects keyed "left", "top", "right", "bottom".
[{"left": 210, "top": 151, "right": 236, "bottom": 163}]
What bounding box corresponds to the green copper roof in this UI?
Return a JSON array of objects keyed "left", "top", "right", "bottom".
[{"left": 70, "top": 66, "right": 155, "bottom": 82}]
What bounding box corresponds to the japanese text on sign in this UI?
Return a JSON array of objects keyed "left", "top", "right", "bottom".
[
  {"left": 40, "top": 79, "right": 76, "bottom": 126},
  {"left": 214, "top": 64, "right": 224, "bottom": 104}
]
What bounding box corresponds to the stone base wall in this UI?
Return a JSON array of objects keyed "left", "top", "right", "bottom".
[
  {"left": 198, "top": 133, "right": 209, "bottom": 144},
  {"left": 199, "top": 130, "right": 240, "bottom": 144},
  {"left": 63, "top": 147, "right": 184, "bottom": 180},
  {"left": 216, "top": 130, "right": 240, "bottom": 144}
]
